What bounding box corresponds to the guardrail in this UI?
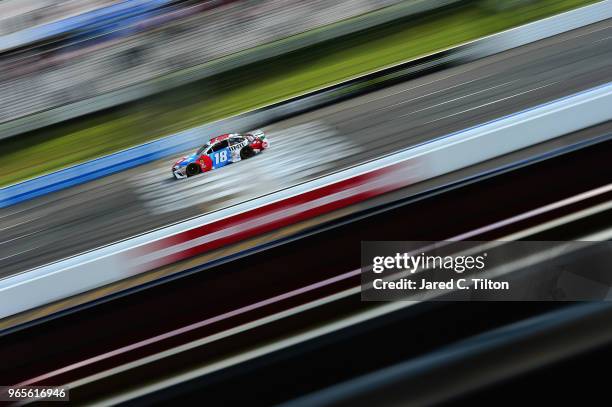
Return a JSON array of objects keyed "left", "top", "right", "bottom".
[
  {"left": 1, "top": 83, "right": 610, "bottom": 320},
  {"left": 1, "top": 1, "right": 610, "bottom": 208}
]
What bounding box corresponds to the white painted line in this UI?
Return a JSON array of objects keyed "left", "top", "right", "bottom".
[
  {"left": 0, "top": 244, "right": 43, "bottom": 262},
  {"left": 422, "top": 82, "right": 558, "bottom": 124},
  {"left": 0, "top": 230, "right": 40, "bottom": 246},
  {"left": 399, "top": 80, "right": 517, "bottom": 117}
]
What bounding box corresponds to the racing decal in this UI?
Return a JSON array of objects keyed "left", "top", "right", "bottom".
[
  {"left": 231, "top": 148, "right": 242, "bottom": 163},
  {"left": 200, "top": 155, "right": 213, "bottom": 171},
  {"left": 210, "top": 147, "right": 231, "bottom": 169},
  {"left": 229, "top": 140, "right": 248, "bottom": 152},
  {"left": 229, "top": 139, "right": 249, "bottom": 163}
]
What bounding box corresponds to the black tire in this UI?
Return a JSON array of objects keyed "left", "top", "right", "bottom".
[
  {"left": 240, "top": 146, "right": 255, "bottom": 160},
  {"left": 186, "top": 163, "right": 201, "bottom": 177}
]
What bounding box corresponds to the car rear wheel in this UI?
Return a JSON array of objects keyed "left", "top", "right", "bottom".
[
  {"left": 186, "top": 163, "right": 201, "bottom": 176},
  {"left": 240, "top": 146, "right": 255, "bottom": 160}
]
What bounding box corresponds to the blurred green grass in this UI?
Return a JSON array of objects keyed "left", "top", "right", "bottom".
[{"left": 0, "top": 0, "right": 596, "bottom": 187}]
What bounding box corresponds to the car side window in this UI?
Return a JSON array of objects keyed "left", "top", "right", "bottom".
[
  {"left": 212, "top": 140, "right": 229, "bottom": 152},
  {"left": 229, "top": 137, "right": 243, "bottom": 146}
]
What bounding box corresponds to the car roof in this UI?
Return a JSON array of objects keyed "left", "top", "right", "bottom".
[
  {"left": 209, "top": 133, "right": 245, "bottom": 144},
  {"left": 209, "top": 134, "right": 231, "bottom": 144}
]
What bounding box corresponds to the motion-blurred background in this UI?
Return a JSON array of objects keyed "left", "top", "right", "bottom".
[
  {"left": 0, "top": 0, "right": 611, "bottom": 405},
  {"left": 0, "top": 0, "right": 594, "bottom": 185}
]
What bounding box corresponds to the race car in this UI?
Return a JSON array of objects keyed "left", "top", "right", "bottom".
[{"left": 172, "top": 130, "right": 269, "bottom": 179}]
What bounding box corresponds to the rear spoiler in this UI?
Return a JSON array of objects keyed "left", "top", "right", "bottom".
[{"left": 248, "top": 129, "right": 266, "bottom": 139}]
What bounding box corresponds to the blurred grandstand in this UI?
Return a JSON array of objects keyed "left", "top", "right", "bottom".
[
  {"left": 0, "top": 0, "right": 118, "bottom": 35},
  {"left": 0, "top": 0, "right": 405, "bottom": 126}
]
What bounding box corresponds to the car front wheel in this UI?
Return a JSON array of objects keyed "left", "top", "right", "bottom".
[{"left": 186, "top": 163, "right": 201, "bottom": 176}]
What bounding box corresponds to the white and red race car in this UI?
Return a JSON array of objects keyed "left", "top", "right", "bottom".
[{"left": 171, "top": 130, "right": 269, "bottom": 179}]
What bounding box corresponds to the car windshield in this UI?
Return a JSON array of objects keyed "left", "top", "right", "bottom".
[{"left": 196, "top": 143, "right": 210, "bottom": 155}]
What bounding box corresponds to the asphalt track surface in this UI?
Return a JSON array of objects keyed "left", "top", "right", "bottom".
[{"left": 0, "top": 21, "right": 610, "bottom": 276}]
